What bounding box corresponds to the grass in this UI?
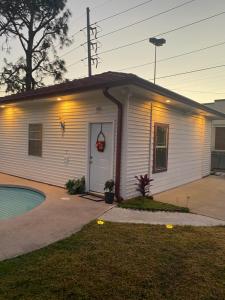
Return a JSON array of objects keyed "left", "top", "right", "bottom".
[
  {"left": 118, "top": 196, "right": 190, "bottom": 213},
  {"left": 1, "top": 222, "right": 225, "bottom": 299}
]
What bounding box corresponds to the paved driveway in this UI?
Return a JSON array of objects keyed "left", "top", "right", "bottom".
[
  {"left": 155, "top": 175, "right": 225, "bottom": 221},
  {"left": 0, "top": 173, "right": 112, "bottom": 261}
]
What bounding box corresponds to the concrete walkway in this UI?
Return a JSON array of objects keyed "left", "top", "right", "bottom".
[
  {"left": 101, "top": 207, "right": 225, "bottom": 226},
  {"left": 0, "top": 173, "right": 113, "bottom": 262},
  {"left": 155, "top": 175, "right": 225, "bottom": 221}
]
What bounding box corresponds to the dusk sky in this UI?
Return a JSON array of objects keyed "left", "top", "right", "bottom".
[{"left": 1, "top": 0, "right": 225, "bottom": 103}]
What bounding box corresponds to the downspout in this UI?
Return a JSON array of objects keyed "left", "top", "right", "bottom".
[
  {"left": 103, "top": 88, "right": 123, "bottom": 202},
  {"left": 148, "top": 102, "right": 153, "bottom": 179}
]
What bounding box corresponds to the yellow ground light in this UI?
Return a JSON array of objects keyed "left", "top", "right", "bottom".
[
  {"left": 97, "top": 219, "right": 105, "bottom": 225},
  {"left": 166, "top": 224, "right": 174, "bottom": 229}
]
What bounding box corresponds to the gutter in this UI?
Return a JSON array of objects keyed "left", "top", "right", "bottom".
[{"left": 103, "top": 88, "right": 123, "bottom": 202}]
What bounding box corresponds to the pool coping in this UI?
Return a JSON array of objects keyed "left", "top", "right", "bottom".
[{"left": 0, "top": 184, "right": 46, "bottom": 198}]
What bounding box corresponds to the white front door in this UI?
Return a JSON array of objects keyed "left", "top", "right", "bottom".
[{"left": 89, "top": 123, "right": 113, "bottom": 193}]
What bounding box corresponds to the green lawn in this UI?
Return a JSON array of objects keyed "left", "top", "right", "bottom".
[
  {"left": 119, "top": 196, "right": 189, "bottom": 213},
  {"left": 1, "top": 222, "right": 225, "bottom": 299}
]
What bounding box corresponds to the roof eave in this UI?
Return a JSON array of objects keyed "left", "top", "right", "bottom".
[
  {"left": 0, "top": 78, "right": 132, "bottom": 105},
  {"left": 129, "top": 77, "right": 225, "bottom": 120}
]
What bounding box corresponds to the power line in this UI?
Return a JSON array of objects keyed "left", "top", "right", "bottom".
[
  {"left": 172, "top": 89, "right": 225, "bottom": 95},
  {"left": 59, "top": 0, "right": 113, "bottom": 43},
  {"left": 96, "top": 0, "right": 197, "bottom": 40},
  {"left": 59, "top": 0, "right": 154, "bottom": 51},
  {"left": 154, "top": 10, "right": 225, "bottom": 38},
  {"left": 55, "top": 29, "right": 83, "bottom": 50},
  {"left": 91, "top": 9, "right": 225, "bottom": 56},
  {"left": 92, "top": 0, "right": 153, "bottom": 24},
  {"left": 167, "top": 71, "right": 225, "bottom": 88},
  {"left": 67, "top": 59, "right": 83, "bottom": 68},
  {"left": 154, "top": 63, "right": 225, "bottom": 80},
  {"left": 59, "top": 44, "right": 83, "bottom": 58},
  {"left": 71, "top": 29, "right": 84, "bottom": 39},
  {"left": 117, "top": 41, "right": 225, "bottom": 72},
  {"left": 55, "top": 11, "right": 88, "bottom": 49}
]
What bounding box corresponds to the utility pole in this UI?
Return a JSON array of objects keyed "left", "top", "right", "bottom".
[{"left": 86, "top": 7, "right": 92, "bottom": 77}]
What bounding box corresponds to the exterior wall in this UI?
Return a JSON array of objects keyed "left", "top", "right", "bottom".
[
  {"left": 124, "top": 96, "right": 152, "bottom": 199},
  {"left": 202, "top": 118, "right": 212, "bottom": 176},
  {"left": 0, "top": 91, "right": 212, "bottom": 200},
  {"left": 205, "top": 100, "right": 225, "bottom": 151},
  {"left": 0, "top": 94, "right": 122, "bottom": 192},
  {"left": 125, "top": 98, "right": 212, "bottom": 198},
  {"left": 151, "top": 103, "right": 211, "bottom": 194}
]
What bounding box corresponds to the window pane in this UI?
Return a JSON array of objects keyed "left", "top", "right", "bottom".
[
  {"left": 215, "top": 127, "right": 225, "bottom": 150},
  {"left": 154, "top": 124, "right": 169, "bottom": 173},
  {"left": 155, "top": 148, "right": 167, "bottom": 170},
  {"left": 28, "top": 124, "right": 42, "bottom": 157},
  {"left": 29, "top": 124, "right": 42, "bottom": 132},
  {"left": 29, "top": 141, "right": 42, "bottom": 156},
  {"left": 29, "top": 131, "right": 42, "bottom": 140},
  {"left": 157, "top": 126, "right": 167, "bottom": 146}
]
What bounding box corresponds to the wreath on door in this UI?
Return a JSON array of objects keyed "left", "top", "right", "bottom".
[{"left": 96, "top": 124, "right": 106, "bottom": 152}]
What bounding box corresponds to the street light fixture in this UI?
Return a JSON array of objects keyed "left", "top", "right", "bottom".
[{"left": 149, "top": 37, "right": 166, "bottom": 84}]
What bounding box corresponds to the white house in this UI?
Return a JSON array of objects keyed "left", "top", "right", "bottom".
[{"left": 0, "top": 72, "right": 224, "bottom": 200}]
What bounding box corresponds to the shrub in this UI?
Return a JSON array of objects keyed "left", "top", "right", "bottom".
[
  {"left": 104, "top": 180, "right": 115, "bottom": 193},
  {"left": 65, "top": 176, "right": 85, "bottom": 195},
  {"left": 135, "top": 174, "right": 153, "bottom": 197}
]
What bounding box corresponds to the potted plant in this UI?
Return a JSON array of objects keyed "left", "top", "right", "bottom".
[
  {"left": 65, "top": 176, "right": 85, "bottom": 195},
  {"left": 104, "top": 179, "right": 115, "bottom": 204}
]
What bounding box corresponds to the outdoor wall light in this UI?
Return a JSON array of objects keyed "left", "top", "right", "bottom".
[
  {"left": 57, "top": 97, "right": 62, "bottom": 101},
  {"left": 166, "top": 100, "right": 171, "bottom": 103},
  {"left": 0, "top": 105, "right": 5, "bottom": 108},
  {"left": 59, "top": 116, "right": 66, "bottom": 133}
]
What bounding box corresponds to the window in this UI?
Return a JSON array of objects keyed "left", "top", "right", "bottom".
[
  {"left": 28, "top": 124, "right": 43, "bottom": 157},
  {"left": 215, "top": 127, "right": 225, "bottom": 151},
  {"left": 153, "top": 123, "right": 169, "bottom": 173}
]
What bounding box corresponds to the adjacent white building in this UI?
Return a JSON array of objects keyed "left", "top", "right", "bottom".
[
  {"left": 205, "top": 99, "right": 225, "bottom": 170},
  {"left": 0, "top": 72, "right": 224, "bottom": 199},
  {"left": 205, "top": 99, "right": 225, "bottom": 152}
]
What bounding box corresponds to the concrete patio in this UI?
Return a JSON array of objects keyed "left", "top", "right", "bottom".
[
  {"left": 102, "top": 208, "right": 225, "bottom": 226},
  {"left": 0, "top": 173, "right": 113, "bottom": 261},
  {"left": 155, "top": 175, "right": 225, "bottom": 221}
]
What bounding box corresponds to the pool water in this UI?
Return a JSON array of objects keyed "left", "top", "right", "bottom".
[{"left": 0, "top": 186, "right": 45, "bottom": 220}]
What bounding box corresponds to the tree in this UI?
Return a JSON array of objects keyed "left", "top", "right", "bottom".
[{"left": 0, "top": 0, "right": 71, "bottom": 93}]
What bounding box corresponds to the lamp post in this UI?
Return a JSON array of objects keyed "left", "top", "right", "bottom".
[{"left": 149, "top": 37, "right": 166, "bottom": 84}]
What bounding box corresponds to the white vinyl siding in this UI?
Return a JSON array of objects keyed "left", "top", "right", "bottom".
[
  {"left": 0, "top": 90, "right": 212, "bottom": 200},
  {"left": 151, "top": 103, "right": 210, "bottom": 194},
  {"left": 0, "top": 95, "right": 118, "bottom": 189},
  {"left": 125, "top": 99, "right": 212, "bottom": 198},
  {"left": 125, "top": 96, "right": 152, "bottom": 199},
  {"left": 202, "top": 118, "right": 211, "bottom": 176}
]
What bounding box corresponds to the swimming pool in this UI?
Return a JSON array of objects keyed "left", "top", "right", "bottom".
[{"left": 0, "top": 186, "right": 45, "bottom": 220}]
